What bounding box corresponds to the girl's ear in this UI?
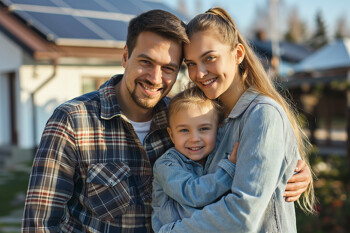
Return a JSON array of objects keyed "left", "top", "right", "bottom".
[
  {"left": 167, "top": 127, "right": 175, "bottom": 143},
  {"left": 122, "top": 45, "right": 128, "bottom": 68},
  {"left": 235, "top": 43, "right": 245, "bottom": 65}
]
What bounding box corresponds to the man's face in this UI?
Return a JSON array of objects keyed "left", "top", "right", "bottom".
[{"left": 121, "top": 31, "right": 182, "bottom": 109}]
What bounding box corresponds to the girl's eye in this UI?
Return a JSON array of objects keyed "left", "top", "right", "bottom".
[
  {"left": 200, "top": 127, "right": 210, "bottom": 131},
  {"left": 179, "top": 129, "right": 189, "bottom": 133}
]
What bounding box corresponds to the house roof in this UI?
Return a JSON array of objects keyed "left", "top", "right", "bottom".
[
  {"left": 0, "top": 0, "right": 188, "bottom": 60},
  {"left": 250, "top": 39, "right": 313, "bottom": 63},
  {"left": 292, "top": 38, "right": 350, "bottom": 73}
]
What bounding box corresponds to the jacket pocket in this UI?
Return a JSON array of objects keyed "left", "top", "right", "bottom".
[{"left": 86, "top": 162, "right": 134, "bottom": 219}]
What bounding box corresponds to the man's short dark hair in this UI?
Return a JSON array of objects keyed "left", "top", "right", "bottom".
[{"left": 126, "top": 9, "right": 189, "bottom": 57}]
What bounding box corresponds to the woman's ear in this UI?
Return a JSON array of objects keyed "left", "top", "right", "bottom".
[
  {"left": 235, "top": 43, "right": 245, "bottom": 65},
  {"left": 122, "top": 45, "right": 128, "bottom": 68}
]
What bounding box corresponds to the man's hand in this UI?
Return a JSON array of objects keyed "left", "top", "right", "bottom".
[{"left": 284, "top": 160, "right": 311, "bottom": 202}]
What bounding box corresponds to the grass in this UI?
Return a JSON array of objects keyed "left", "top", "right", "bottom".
[{"left": 0, "top": 170, "right": 29, "bottom": 217}]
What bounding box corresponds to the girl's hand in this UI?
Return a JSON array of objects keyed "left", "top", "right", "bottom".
[
  {"left": 284, "top": 160, "right": 311, "bottom": 202},
  {"left": 229, "top": 142, "right": 239, "bottom": 164}
]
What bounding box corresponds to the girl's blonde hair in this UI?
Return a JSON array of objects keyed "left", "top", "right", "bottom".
[
  {"left": 186, "top": 7, "right": 315, "bottom": 214},
  {"left": 168, "top": 85, "right": 225, "bottom": 126}
]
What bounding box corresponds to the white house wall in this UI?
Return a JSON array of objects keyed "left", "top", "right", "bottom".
[
  {"left": 0, "top": 31, "right": 22, "bottom": 146},
  {"left": 19, "top": 64, "right": 124, "bottom": 147}
]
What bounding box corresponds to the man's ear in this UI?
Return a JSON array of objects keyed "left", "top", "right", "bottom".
[
  {"left": 167, "top": 127, "right": 175, "bottom": 143},
  {"left": 235, "top": 43, "right": 245, "bottom": 65},
  {"left": 122, "top": 45, "right": 128, "bottom": 68}
]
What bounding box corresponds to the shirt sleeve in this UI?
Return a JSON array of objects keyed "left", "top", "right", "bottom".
[
  {"left": 22, "top": 108, "right": 77, "bottom": 232},
  {"left": 153, "top": 153, "right": 236, "bottom": 208},
  {"left": 164, "top": 104, "right": 290, "bottom": 233}
]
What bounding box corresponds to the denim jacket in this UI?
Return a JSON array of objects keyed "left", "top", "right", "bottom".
[
  {"left": 152, "top": 148, "right": 236, "bottom": 232},
  {"left": 159, "top": 88, "right": 300, "bottom": 233}
]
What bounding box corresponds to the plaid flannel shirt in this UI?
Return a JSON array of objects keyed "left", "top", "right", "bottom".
[{"left": 22, "top": 75, "right": 173, "bottom": 233}]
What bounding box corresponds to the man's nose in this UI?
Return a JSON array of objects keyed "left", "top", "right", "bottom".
[{"left": 148, "top": 66, "right": 162, "bottom": 84}]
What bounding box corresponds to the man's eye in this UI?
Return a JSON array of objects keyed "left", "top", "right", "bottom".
[
  {"left": 163, "top": 66, "right": 175, "bottom": 73},
  {"left": 141, "top": 60, "right": 151, "bottom": 65}
]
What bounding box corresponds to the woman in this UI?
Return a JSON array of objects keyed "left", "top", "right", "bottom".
[{"left": 159, "top": 7, "right": 315, "bottom": 233}]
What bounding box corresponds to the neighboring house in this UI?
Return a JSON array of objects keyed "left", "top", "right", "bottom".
[
  {"left": 249, "top": 30, "right": 313, "bottom": 77},
  {"left": 0, "top": 0, "right": 188, "bottom": 156},
  {"left": 284, "top": 38, "right": 350, "bottom": 157}
]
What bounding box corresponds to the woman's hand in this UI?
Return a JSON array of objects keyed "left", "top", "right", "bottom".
[
  {"left": 284, "top": 160, "right": 311, "bottom": 202},
  {"left": 229, "top": 142, "right": 239, "bottom": 164}
]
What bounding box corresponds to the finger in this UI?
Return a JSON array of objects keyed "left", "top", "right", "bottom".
[
  {"left": 229, "top": 142, "right": 239, "bottom": 163},
  {"left": 285, "top": 195, "right": 301, "bottom": 202},
  {"left": 231, "top": 142, "right": 239, "bottom": 157},
  {"left": 295, "top": 160, "right": 306, "bottom": 172},
  {"left": 285, "top": 181, "right": 308, "bottom": 191},
  {"left": 288, "top": 172, "right": 306, "bottom": 183},
  {"left": 288, "top": 168, "right": 311, "bottom": 184}
]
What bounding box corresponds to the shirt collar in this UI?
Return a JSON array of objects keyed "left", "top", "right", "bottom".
[
  {"left": 99, "top": 74, "right": 169, "bottom": 130},
  {"left": 227, "top": 87, "right": 259, "bottom": 119}
]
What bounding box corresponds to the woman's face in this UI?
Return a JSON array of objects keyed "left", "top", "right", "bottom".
[{"left": 184, "top": 30, "right": 244, "bottom": 100}]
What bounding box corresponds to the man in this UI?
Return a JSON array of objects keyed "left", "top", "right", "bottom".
[{"left": 22, "top": 9, "right": 310, "bottom": 233}]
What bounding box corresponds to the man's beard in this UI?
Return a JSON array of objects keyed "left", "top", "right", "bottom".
[{"left": 128, "top": 81, "right": 165, "bottom": 109}]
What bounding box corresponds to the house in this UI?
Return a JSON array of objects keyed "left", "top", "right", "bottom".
[
  {"left": 0, "top": 0, "right": 188, "bottom": 157},
  {"left": 284, "top": 38, "right": 350, "bottom": 158}
]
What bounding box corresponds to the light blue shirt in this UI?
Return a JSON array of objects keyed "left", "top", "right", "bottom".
[
  {"left": 152, "top": 148, "right": 236, "bottom": 233},
  {"left": 159, "top": 88, "right": 300, "bottom": 233}
]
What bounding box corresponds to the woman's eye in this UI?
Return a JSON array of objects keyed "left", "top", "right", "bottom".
[
  {"left": 206, "top": 56, "right": 215, "bottom": 62},
  {"left": 185, "top": 62, "right": 195, "bottom": 67}
]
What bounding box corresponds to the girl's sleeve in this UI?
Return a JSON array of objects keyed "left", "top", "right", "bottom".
[{"left": 153, "top": 152, "right": 236, "bottom": 208}]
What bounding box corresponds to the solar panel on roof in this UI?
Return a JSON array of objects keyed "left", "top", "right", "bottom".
[
  {"left": 3, "top": 0, "right": 56, "bottom": 7},
  {"left": 0, "top": 0, "right": 189, "bottom": 47},
  {"left": 89, "top": 18, "right": 128, "bottom": 41},
  {"left": 56, "top": 0, "right": 110, "bottom": 12}
]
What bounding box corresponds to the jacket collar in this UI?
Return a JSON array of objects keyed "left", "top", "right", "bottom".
[{"left": 227, "top": 87, "right": 259, "bottom": 119}]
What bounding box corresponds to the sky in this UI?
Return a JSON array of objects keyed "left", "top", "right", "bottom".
[{"left": 162, "top": 0, "right": 350, "bottom": 40}]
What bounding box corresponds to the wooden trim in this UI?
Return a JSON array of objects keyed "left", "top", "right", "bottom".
[{"left": 0, "top": 6, "right": 61, "bottom": 56}]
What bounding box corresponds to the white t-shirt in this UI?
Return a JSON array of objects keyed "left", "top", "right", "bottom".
[{"left": 128, "top": 119, "right": 152, "bottom": 145}]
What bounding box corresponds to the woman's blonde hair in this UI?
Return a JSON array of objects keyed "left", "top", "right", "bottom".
[
  {"left": 168, "top": 85, "right": 225, "bottom": 127},
  {"left": 186, "top": 7, "right": 316, "bottom": 214}
]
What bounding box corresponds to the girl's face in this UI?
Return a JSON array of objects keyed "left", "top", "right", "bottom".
[
  {"left": 184, "top": 30, "right": 244, "bottom": 101},
  {"left": 167, "top": 104, "right": 218, "bottom": 166}
]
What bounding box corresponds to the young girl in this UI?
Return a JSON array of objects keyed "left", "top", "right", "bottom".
[
  {"left": 152, "top": 86, "right": 238, "bottom": 233},
  {"left": 158, "top": 7, "right": 315, "bottom": 233}
]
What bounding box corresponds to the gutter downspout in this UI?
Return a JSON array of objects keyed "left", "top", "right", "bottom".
[{"left": 30, "top": 59, "right": 57, "bottom": 153}]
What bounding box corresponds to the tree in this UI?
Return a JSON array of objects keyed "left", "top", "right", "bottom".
[
  {"left": 334, "top": 14, "right": 349, "bottom": 39},
  {"left": 284, "top": 7, "right": 307, "bottom": 43},
  {"left": 308, "top": 11, "right": 328, "bottom": 50}
]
